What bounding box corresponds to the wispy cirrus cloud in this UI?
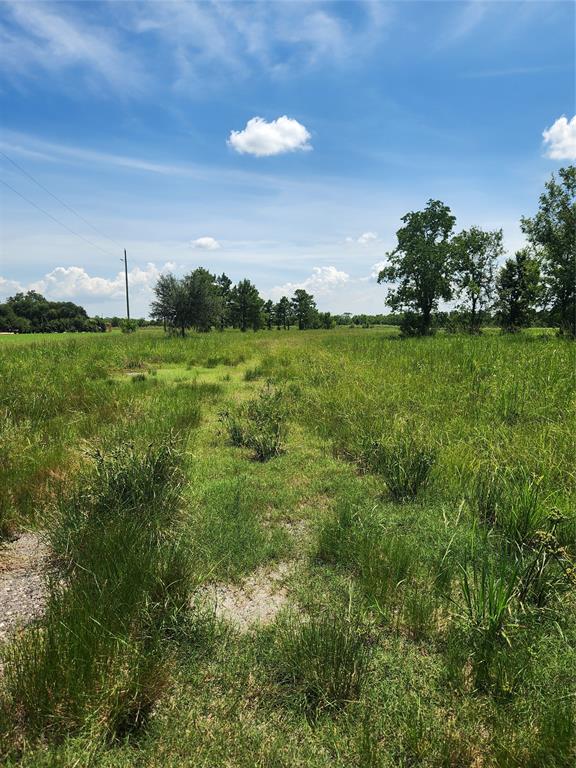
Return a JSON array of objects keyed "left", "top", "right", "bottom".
[{"left": 0, "top": 0, "right": 144, "bottom": 91}]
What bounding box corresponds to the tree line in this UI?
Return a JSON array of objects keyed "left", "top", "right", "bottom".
[
  {"left": 0, "top": 291, "right": 106, "bottom": 334},
  {"left": 151, "top": 270, "right": 334, "bottom": 335},
  {"left": 378, "top": 165, "right": 575, "bottom": 336}
]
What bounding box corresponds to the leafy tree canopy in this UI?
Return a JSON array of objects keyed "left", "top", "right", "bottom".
[{"left": 378, "top": 199, "right": 456, "bottom": 335}]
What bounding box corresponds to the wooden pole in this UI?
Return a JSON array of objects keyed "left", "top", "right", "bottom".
[{"left": 123, "top": 249, "right": 130, "bottom": 320}]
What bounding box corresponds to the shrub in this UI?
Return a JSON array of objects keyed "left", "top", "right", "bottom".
[{"left": 119, "top": 318, "right": 139, "bottom": 334}]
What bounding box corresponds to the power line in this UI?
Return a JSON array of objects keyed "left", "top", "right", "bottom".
[
  {"left": 0, "top": 149, "right": 124, "bottom": 251},
  {"left": 0, "top": 177, "right": 118, "bottom": 258}
]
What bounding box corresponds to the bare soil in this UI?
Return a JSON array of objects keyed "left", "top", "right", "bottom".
[
  {"left": 198, "top": 560, "right": 294, "bottom": 631},
  {"left": 0, "top": 533, "right": 49, "bottom": 643}
]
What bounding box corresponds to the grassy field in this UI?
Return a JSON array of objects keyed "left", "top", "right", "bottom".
[{"left": 0, "top": 327, "right": 574, "bottom": 766}]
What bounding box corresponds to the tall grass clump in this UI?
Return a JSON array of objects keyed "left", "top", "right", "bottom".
[
  {"left": 467, "top": 466, "right": 552, "bottom": 550},
  {"left": 316, "top": 501, "right": 418, "bottom": 623},
  {"left": 220, "top": 382, "right": 288, "bottom": 461},
  {"left": 362, "top": 431, "right": 437, "bottom": 501},
  {"left": 273, "top": 603, "right": 371, "bottom": 718},
  {"left": 1, "top": 437, "right": 192, "bottom": 746}
]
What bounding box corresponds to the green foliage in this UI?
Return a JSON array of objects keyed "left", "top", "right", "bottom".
[
  {"left": 451, "top": 226, "right": 503, "bottom": 333},
  {"left": 496, "top": 249, "right": 541, "bottom": 331},
  {"left": 378, "top": 199, "right": 456, "bottom": 335},
  {"left": 521, "top": 165, "right": 576, "bottom": 337},
  {"left": 0, "top": 291, "right": 104, "bottom": 334},
  {"left": 274, "top": 295, "right": 292, "bottom": 329},
  {"left": 119, "top": 318, "right": 139, "bottom": 334},
  {"left": 291, "top": 288, "right": 317, "bottom": 330},
  {"left": 151, "top": 268, "right": 223, "bottom": 335},
  {"left": 229, "top": 279, "right": 264, "bottom": 332}
]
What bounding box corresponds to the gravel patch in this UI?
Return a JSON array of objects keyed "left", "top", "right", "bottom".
[
  {"left": 0, "top": 533, "right": 49, "bottom": 643},
  {"left": 198, "top": 560, "right": 293, "bottom": 632}
]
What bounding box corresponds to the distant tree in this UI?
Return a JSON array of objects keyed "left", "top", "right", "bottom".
[
  {"left": 151, "top": 269, "right": 221, "bottom": 335},
  {"left": 496, "top": 249, "right": 541, "bottom": 332},
  {"left": 521, "top": 165, "right": 576, "bottom": 337},
  {"left": 378, "top": 199, "right": 456, "bottom": 336},
  {"left": 291, "top": 289, "right": 317, "bottom": 330},
  {"left": 151, "top": 273, "right": 188, "bottom": 335},
  {"left": 274, "top": 296, "right": 292, "bottom": 330},
  {"left": 318, "top": 311, "right": 335, "bottom": 329},
  {"left": 1, "top": 291, "right": 100, "bottom": 333},
  {"left": 451, "top": 226, "right": 503, "bottom": 333},
  {"left": 216, "top": 272, "right": 233, "bottom": 331},
  {"left": 263, "top": 299, "right": 274, "bottom": 330},
  {"left": 183, "top": 268, "right": 222, "bottom": 332},
  {"left": 229, "top": 279, "right": 263, "bottom": 332}
]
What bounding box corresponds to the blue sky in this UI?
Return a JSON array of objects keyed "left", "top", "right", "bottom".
[{"left": 0, "top": 0, "right": 574, "bottom": 316}]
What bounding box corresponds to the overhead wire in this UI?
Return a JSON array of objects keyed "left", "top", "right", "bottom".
[
  {"left": 0, "top": 177, "right": 118, "bottom": 259},
  {"left": 0, "top": 149, "right": 124, "bottom": 252}
]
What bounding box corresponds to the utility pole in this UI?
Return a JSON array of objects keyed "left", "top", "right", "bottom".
[{"left": 122, "top": 249, "right": 130, "bottom": 319}]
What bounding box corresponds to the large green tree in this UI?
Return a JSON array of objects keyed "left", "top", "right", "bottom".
[
  {"left": 496, "top": 249, "right": 541, "bottom": 332},
  {"left": 378, "top": 199, "right": 456, "bottom": 335},
  {"left": 229, "top": 279, "right": 263, "bottom": 332},
  {"left": 291, "top": 289, "right": 317, "bottom": 330},
  {"left": 521, "top": 165, "right": 576, "bottom": 337},
  {"left": 451, "top": 226, "right": 503, "bottom": 333},
  {"left": 151, "top": 269, "right": 221, "bottom": 335}
]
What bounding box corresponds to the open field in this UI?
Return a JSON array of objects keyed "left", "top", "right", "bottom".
[{"left": 0, "top": 328, "right": 575, "bottom": 766}]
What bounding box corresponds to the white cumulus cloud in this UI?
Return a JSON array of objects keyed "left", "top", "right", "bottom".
[
  {"left": 0, "top": 276, "right": 23, "bottom": 298},
  {"left": 543, "top": 115, "right": 576, "bottom": 160},
  {"left": 190, "top": 236, "right": 221, "bottom": 250},
  {"left": 228, "top": 116, "right": 312, "bottom": 157},
  {"left": 269, "top": 265, "right": 349, "bottom": 300},
  {"left": 27, "top": 263, "right": 174, "bottom": 301},
  {"left": 346, "top": 231, "right": 379, "bottom": 245}
]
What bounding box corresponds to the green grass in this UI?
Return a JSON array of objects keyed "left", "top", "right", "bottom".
[{"left": 1, "top": 327, "right": 574, "bottom": 766}]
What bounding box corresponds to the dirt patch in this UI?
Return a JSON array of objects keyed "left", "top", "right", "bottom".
[
  {"left": 0, "top": 533, "right": 49, "bottom": 643},
  {"left": 198, "top": 561, "right": 293, "bottom": 631}
]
